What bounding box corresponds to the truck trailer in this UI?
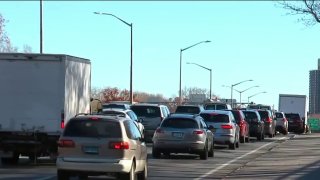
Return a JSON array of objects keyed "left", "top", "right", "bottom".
[{"left": 0, "top": 53, "right": 91, "bottom": 164}]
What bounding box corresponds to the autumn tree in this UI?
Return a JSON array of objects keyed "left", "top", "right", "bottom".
[{"left": 279, "top": 0, "right": 320, "bottom": 26}]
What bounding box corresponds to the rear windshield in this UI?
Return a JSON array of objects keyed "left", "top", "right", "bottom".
[
  {"left": 175, "top": 106, "right": 200, "bottom": 114},
  {"left": 275, "top": 113, "right": 283, "bottom": 118},
  {"left": 64, "top": 119, "right": 122, "bottom": 138},
  {"left": 131, "top": 106, "right": 160, "bottom": 118},
  {"left": 200, "top": 113, "right": 229, "bottom": 123},
  {"left": 231, "top": 111, "right": 241, "bottom": 123},
  {"left": 103, "top": 104, "right": 127, "bottom": 109},
  {"left": 285, "top": 113, "right": 301, "bottom": 121},
  {"left": 258, "top": 111, "right": 269, "bottom": 119},
  {"left": 101, "top": 111, "right": 126, "bottom": 117},
  {"left": 205, "top": 104, "right": 227, "bottom": 110},
  {"left": 243, "top": 111, "right": 258, "bottom": 122},
  {"left": 161, "top": 118, "right": 198, "bottom": 128}
]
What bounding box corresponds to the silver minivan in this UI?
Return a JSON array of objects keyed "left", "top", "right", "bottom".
[{"left": 56, "top": 115, "right": 148, "bottom": 180}]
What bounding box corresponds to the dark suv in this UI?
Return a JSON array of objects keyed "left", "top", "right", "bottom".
[
  {"left": 175, "top": 105, "right": 204, "bottom": 114},
  {"left": 242, "top": 110, "right": 265, "bottom": 141},
  {"left": 285, "top": 113, "right": 304, "bottom": 133}
]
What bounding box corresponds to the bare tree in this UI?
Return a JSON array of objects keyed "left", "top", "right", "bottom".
[
  {"left": 23, "top": 44, "right": 33, "bottom": 53},
  {"left": 0, "top": 14, "right": 17, "bottom": 52},
  {"left": 279, "top": 0, "right": 320, "bottom": 26}
]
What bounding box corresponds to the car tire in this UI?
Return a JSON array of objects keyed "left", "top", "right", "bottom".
[
  {"left": 1, "top": 152, "right": 19, "bottom": 165},
  {"left": 245, "top": 136, "right": 250, "bottom": 143},
  {"left": 57, "top": 170, "right": 69, "bottom": 180},
  {"left": 257, "top": 133, "right": 262, "bottom": 141},
  {"left": 152, "top": 147, "right": 161, "bottom": 159},
  {"left": 119, "top": 162, "right": 137, "bottom": 180},
  {"left": 240, "top": 136, "right": 245, "bottom": 143},
  {"left": 208, "top": 142, "right": 214, "bottom": 157},
  {"left": 137, "top": 162, "right": 148, "bottom": 180},
  {"left": 262, "top": 132, "right": 265, "bottom": 140},
  {"left": 229, "top": 141, "right": 236, "bottom": 150},
  {"left": 200, "top": 144, "right": 208, "bottom": 160},
  {"left": 269, "top": 134, "right": 273, "bottom": 138}
]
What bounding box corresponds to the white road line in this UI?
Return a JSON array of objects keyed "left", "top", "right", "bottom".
[
  {"left": 194, "top": 137, "right": 286, "bottom": 180},
  {"left": 34, "top": 175, "right": 55, "bottom": 180}
]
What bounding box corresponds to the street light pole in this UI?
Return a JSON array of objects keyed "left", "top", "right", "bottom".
[
  {"left": 94, "top": 12, "right": 133, "bottom": 104},
  {"left": 40, "top": 0, "right": 43, "bottom": 53},
  {"left": 238, "top": 85, "right": 259, "bottom": 104},
  {"left": 248, "top": 91, "right": 267, "bottom": 103},
  {"left": 230, "top": 79, "right": 253, "bottom": 108},
  {"left": 186, "top": 62, "right": 212, "bottom": 99},
  {"left": 179, "top": 40, "right": 210, "bottom": 104}
]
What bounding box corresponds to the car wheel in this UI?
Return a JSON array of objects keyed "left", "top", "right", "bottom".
[
  {"left": 119, "top": 162, "right": 137, "bottom": 180},
  {"left": 1, "top": 152, "right": 19, "bottom": 165},
  {"left": 152, "top": 146, "right": 161, "bottom": 159},
  {"left": 268, "top": 133, "right": 273, "bottom": 138},
  {"left": 245, "top": 136, "right": 250, "bottom": 143},
  {"left": 208, "top": 142, "right": 214, "bottom": 157},
  {"left": 229, "top": 140, "right": 236, "bottom": 150},
  {"left": 200, "top": 143, "right": 208, "bottom": 160},
  {"left": 262, "top": 132, "right": 265, "bottom": 140},
  {"left": 137, "top": 162, "right": 148, "bottom": 180},
  {"left": 57, "top": 170, "right": 69, "bottom": 180},
  {"left": 257, "top": 133, "right": 262, "bottom": 141},
  {"left": 236, "top": 139, "right": 239, "bottom": 148},
  {"left": 240, "top": 136, "right": 245, "bottom": 143}
]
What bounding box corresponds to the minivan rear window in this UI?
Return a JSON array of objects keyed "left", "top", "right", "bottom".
[
  {"left": 64, "top": 119, "right": 122, "bottom": 138},
  {"left": 161, "top": 118, "right": 198, "bottom": 128},
  {"left": 276, "top": 113, "right": 283, "bottom": 118},
  {"left": 175, "top": 106, "right": 200, "bottom": 114},
  {"left": 131, "top": 106, "right": 160, "bottom": 118},
  {"left": 258, "top": 111, "right": 269, "bottom": 119},
  {"left": 242, "top": 111, "right": 259, "bottom": 123},
  {"left": 200, "top": 114, "right": 229, "bottom": 123}
]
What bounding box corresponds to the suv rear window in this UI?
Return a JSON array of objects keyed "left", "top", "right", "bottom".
[
  {"left": 175, "top": 106, "right": 200, "bottom": 114},
  {"left": 200, "top": 114, "right": 229, "bottom": 123},
  {"left": 102, "top": 111, "right": 126, "bottom": 117},
  {"left": 231, "top": 111, "right": 241, "bottom": 123},
  {"left": 64, "top": 119, "right": 122, "bottom": 138},
  {"left": 243, "top": 111, "right": 259, "bottom": 122},
  {"left": 161, "top": 118, "right": 198, "bottom": 128},
  {"left": 275, "top": 113, "right": 283, "bottom": 118},
  {"left": 205, "top": 104, "right": 227, "bottom": 110},
  {"left": 131, "top": 106, "right": 161, "bottom": 118},
  {"left": 285, "top": 113, "right": 301, "bottom": 121},
  {"left": 103, "top": 104, "right": 127, "bottom": 109},
  {"left": 258, "top": 111, "right": 269, "bottom": 119}
]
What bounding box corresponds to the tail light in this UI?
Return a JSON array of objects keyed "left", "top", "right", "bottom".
[
  {"left": 193, "top": 130, "right": 204, "bottom": 135},
  {"left": 109, "top": 141, "right": 129, "bottom": 150},
  {"left": 61, "top": 112, "right": 65, "bottom": 129},
  {"left": 155, "top": 127, "right": 164, "bottom": 134},
  {"left": 239, "top": 120, "right": 245, "bottom": 127},
  {"left": 265, "top": 117, "right": 272, "bottom": 123},
  {"left": 221, "top": 125, "right": 233, "bottom": 129},
  {"left": 58, "top": 139, "right": 75, "bottom": 148},
  {"left": 282, "top": 118, "right": 287, "bottom": 122}
]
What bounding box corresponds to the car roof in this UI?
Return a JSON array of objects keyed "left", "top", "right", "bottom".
[
  {"left": 102, "top": 108, "right": 132, "bottom": 113},
  {"left": 71, "top": 115, "right": 130, "bottom": 122},
  {"left": 131, "top": 103, "right": 164, "bottom": 107},
  {"left": 200, "top": 110, "right": 232, "bottom": 115}
]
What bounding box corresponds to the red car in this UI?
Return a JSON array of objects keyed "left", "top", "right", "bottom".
[{"left": 226, "top": 110, "right": 250, "bottom": 143}]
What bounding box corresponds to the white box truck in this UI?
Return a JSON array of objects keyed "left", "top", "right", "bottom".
[
  {"left": 0, "top": 53, "right": 91, "bottom": 164},
  {"left": 278, "top": 94, "right": 308, "bottom": 124}
]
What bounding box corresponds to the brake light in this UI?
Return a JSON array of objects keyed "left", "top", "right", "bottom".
[
  {"left": 61, "top": 112, "right": 65, "bottom": 129},
  {"left": 221, "top": 125, "right": 233, "bottom": 129},
  {"left": 283, "top": 118, "right": 287, "bottom": 122},
  {"left": 265, "top": 117, "right": 272, "bottom": 123},
  {"left": 58, "top": 139, "right": 75, "bottom": 148},
  {"left": 239, "top": 121, "right": 245, "bottom": 127},
  {"left": 155, "top": 128, "right": 164, "bottom": 134},
  {"left": 90, "top": 117, "right": 100, "bottom": 120},
  {"left": 193, "top": 130, "right": 204, "bottom": 135},
  {"left": 109, "top": 142, "right": 129, "bottom": 150}
]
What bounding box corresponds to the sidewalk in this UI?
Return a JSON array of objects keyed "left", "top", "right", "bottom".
[{"left": 225, "top": 133, "right": 320, "bottom": 180}]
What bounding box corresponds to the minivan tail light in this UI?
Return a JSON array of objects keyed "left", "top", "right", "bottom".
[
  {"left": 58, "top": 139, "right": 75, "bottom": 148},
  {"left": 109, "top": 142, "right": 129, "bottom": 150},
  {"left": 61, "top": 112, "right": 65, "bottom": 129},
  {"left": 221, "top": 125, "right": 233, "bottom": 129},
  {"left": 265, "top": 117, "right": 272, "bottom": 123},
  {"left": 193, "top": 130, "right": 204, "bottom": 135}
]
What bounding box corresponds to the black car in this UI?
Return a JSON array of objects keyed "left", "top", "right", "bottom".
[
  {"left": 242, "top": 110, "right": 265, "bottom": 141},
  {"left": 285, "top": 113, "right": 304, "bottom": 133},
  {"left": 258, "top": 110, "right": 276, "bottom": 138},
  {"left": 175, "top": 105, "right": 204, "bottom": 114}
]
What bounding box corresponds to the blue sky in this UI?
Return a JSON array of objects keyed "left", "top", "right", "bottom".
[{"left": 1, "top": 1, "right": 319, "bottom": 110}]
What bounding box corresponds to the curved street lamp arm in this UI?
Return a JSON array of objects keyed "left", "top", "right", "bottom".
[
  {"left": 248, "top": 91, "right": 267, "bottom": 98},
  {"left": 182, "top": 40, "right": 211, "bottom": 52},
  {"left": 240, "top": 85, "right": 259, "bottom": 93},
  {"left": 222, "top": 85, "right": 240, "bottom": 93},
  {"left": 94, "top": 12, "right": 132, "bottom": 27},
  {"left": 186, "top": 62, "right": 211, "bottom": 71},
  {"left": 232, "top": 79, "right": 253, "bottom": 87}
]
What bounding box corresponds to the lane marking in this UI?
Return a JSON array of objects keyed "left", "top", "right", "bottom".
[{"left": 194, "top": 137, "right": 286, "bottom": 180}]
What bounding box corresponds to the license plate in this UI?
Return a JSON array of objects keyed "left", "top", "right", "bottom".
[
  {"left": 83, "top": 146, "right": 99, "bottom": 154},
  {"left": 172, "top": 132, "right": 183, "bottom": 138}
]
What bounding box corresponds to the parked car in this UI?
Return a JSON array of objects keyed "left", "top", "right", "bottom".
[
  {"left": 101, "top": 109, "right": 145, "bottom": 137},
  {"left": 56, "top": 115, "right": 148, "bottom": 180},
  {"left": 102, "top": 103, "right": 131, "bottom": 110},
  {"left": 175, "top": 104, "right": 204, "bottom": 114},
  {"left": 203, "top": 102, "right": 232, "bottom": 110},
  {"left": 258, "top": 110, "right": 276, "bottom": 138},
  {"left": 152, "top": 113, "right": 214, "bottom": 160},
  {"left": 285, "top": 113, "right": 304, "bottom": 134},
  {"left": 130, "top": 104, "right": 170, "bottom": 142},
  {"left": 225, "top": 109, "right": 250, "bottom": 143},
  {"left": 200, "top": 110, "right": 240, "bottom": 150},
  {"left": 242, "top": 110, "right": 265, "bottom": 141},
  {"left": 275, "top": 112, "right": 288, "bottom": 135}
]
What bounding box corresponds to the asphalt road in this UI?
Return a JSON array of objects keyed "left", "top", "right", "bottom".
[{"left": 0, "top": 133, "right": 319, "bottom": 180}]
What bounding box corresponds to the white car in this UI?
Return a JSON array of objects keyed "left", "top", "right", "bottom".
[
  {"left": 102, "top": 109, "right": 145, "bottom": 137},
  {"left": 275, "top": 112, "right": 288, "bottom": 135}
]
